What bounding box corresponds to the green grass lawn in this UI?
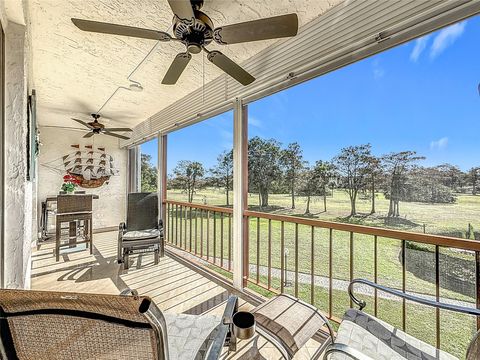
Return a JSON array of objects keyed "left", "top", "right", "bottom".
[{"left": 167, "top": 188, "right": 480, "bottom": 237}]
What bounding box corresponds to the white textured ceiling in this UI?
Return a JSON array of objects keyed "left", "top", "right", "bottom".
[{"left": 29, "top": 0, "right": 342, "bottom": 128}]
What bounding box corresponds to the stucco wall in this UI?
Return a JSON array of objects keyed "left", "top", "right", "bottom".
[
  {"left": 4, "top": 21, "right": 34, "bottom": 289},
  {"left": 38, "top": 128, "right": 127, "bottom": 230}
]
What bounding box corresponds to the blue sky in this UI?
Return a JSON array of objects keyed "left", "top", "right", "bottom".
[{"left": 142, "top": 15, "right": 480, "bottom": 173}]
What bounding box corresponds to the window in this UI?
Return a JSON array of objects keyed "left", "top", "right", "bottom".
[
  {"left": 140, "top": 138, "right": 158, "bottom": 193},
  {"left": 166, "top": 111, "right": 233, "bottom": 205}
]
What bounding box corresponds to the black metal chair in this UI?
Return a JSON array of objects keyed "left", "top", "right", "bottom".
[
  {"left": 324, "top": 279, "right": 480, "bottom": 360},
  {"left": 118, "top": 193, "right": 164, "bottom": 270}
]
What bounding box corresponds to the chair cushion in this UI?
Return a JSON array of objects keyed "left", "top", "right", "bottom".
[
  {"left": 123, "top": 229, "right": 161, "bottom": 240},
  {"left": 252, "top": 293, "right": 328, "bottom": 357},
  {"left": 164, "top": 313, "right": 220, "bottom": 360},
  {"left": 331, "top": 309, "right": 458, "bottom": 360}
]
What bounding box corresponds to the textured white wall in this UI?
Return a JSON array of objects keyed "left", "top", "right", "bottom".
[
  {"left": 38, "top": 128, "right": 127, "bottom": 230},
  {"left": 4, "top": 21, "right": 34, "bottom": 289}
]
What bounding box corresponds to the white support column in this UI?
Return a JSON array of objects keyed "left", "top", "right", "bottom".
[
  {"left": 157, "top": 134, "right": 167, "bottom": 222},
  {"left": 232, "top": 98, "right": 248, "bottom": 290}
]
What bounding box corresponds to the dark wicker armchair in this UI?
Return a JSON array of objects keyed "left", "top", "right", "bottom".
[
  {"left": 0, "top": 288, "right": 239, "bottom": 360},
  {"left": 118, "top": 193, "right": 164, "bottom": 270}
]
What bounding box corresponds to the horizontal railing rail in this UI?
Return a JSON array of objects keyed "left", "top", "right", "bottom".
[{"left": 244, "top": 210, "right": 480, "bottom": 252}]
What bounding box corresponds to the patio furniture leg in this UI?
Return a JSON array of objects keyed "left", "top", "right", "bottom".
[
  {"left": 89, "top": 218, "right": 93, "bottom": 254},
  {"left": 69, "top": 221, "right": 76, "bottom": 248},
  {"left": 123, "top": 250, "right": 129, "bottom": 270},
  {"left": 154, "top": 248, "right": 159, "bottom": 265},
  {"left": 85, "top": 220, "right": 89, "bottom": 249},
  {"left": 55, "top": 218, "right": 61, "bottom": 261}
]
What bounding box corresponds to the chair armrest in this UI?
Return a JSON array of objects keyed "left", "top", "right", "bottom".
[
  {"left": 158, "top": 219, "right": 163, "bottom": 229},
  {"left": 323, "top": 343, "right": 376, "bottom": 360},
  {"left": 120, "top": 288, "right": 138, "bottom": 296},
  {"left": 204, "top": 295, "right": 238, "bottom": 360},
  {"left": 119, "top": 222, "right": 126, "bottom": 234},
  {"left": 349, "top": 278, "right": 480, "bottom": 317}
]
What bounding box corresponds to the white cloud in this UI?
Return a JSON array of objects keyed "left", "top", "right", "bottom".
[
  {"left": 430, "top": 22, "right": 466, "bottom": 59},
  {"left": 248, "top": 116, "right": 263, "bottom": 128},
  {"left": 430, "top": 137, "right": 449, "bottom": 150},
  {"left": 410, "top": 36, "right": 429, "bottom": 62},
  {"left": 372, "top": 60, "right": 385, "bottom": 80}
]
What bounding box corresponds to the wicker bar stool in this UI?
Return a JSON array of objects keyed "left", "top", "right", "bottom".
[{"left": 55, "top": 195, "right": 93, "bottom": 261}]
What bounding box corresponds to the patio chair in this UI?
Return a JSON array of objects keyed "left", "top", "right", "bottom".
[
  {"left": 118, "top": 192, "right": 164, "bottom": 269},
  {"left": 56, "top": 194, "right": 93, "bottom": 261},
  {"left": 323, "top": 279, "right": 480, "bottom": 360},
  {"left": 251, "top": 293, "right": 335, "bottom": 360},
  {"left": 0, "top": 288, "right": 239, "bottom": 360}
]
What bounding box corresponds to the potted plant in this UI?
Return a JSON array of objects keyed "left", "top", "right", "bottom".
[{"left": 61, "top": 174, "right": 80, "bottom": 194}]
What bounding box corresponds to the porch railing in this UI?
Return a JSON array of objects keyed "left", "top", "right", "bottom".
[
  {"left": 165, "top": 200, "right": 233, "bottom": 272},
  {"left": 164, "top": 200, "right": 480, "bottom": 356}
]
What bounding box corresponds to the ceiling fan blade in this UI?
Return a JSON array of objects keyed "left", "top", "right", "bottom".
[
  {"left": 213, "top": 13, "right": 298, "bottom": 45},
  {"left": 104, "top": 131, "right": 130, "bottom": 140},
  {"left": 72, "top": 118, "right": 93, "bottom": 129},
  {"left": 162, "top": 52, "right": 192, "bottom": 85},
  {"left": 71, "top": 18, "right": 172, "bottom": 42},
  {"left": 103, "top": 127, "right": 133, "bottom": 132},
  {"left": 167, "top": 0, "right": 195, "bottom": 24},
  {"left": 41, "top": 126, "right": 88, "bottom": 132},
  {"left": 83, "top": 132, "right": 95, "bottom": 138},
  {"left": 206, "top": 51, "right": 255, "bottom": 86}
]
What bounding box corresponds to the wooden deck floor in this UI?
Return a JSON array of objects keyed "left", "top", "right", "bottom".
[{"left": 31, "top": 231, "right": 320, "bottom": 359}]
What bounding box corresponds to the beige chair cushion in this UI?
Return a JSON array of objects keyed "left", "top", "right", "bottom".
[
  {"left": 331, "top": 309, "right": 458, "bottom": 360},
  {"left": 252, "top": 294, "right": 328, "bottom": 357},
  {"left": 123, "top": 229, "right": 161, "bottom": 240}
]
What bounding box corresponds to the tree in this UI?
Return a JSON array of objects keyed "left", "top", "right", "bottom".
[
  {"left": 467, "top": 167, "right": 480, "bottom": 195},
  {"left": 210, "top": 150, "right": 233, "bottom": 205},
  {"left": 281, "top": 142, "right": 306, "bottom": 209},
  {"left": 313, "top": 160, "right": 334, "bottom": 212},
  {"left": 140, "top": 154, "right": 157, "bottom": 192},
  {"left": 172, "top": 160, "right": 205, "bottom": 203},
  {"left": 382, "top": 151, "right": 424, "bottom": 217},
  {"left": 434, "top": 164, "right": 463, "bottom": 191},
  {"left": 333, "top": 144, "right": 372, "bottom": 216},
  {"left": 365, "top": 155, "right": 382, "bottom": 214},
  {"left": 248, "top": 137, "right": 282, "bottom": 208},
  {"left": 403, "top": 167, "right": 456, "bottom": 203},
  {"left": 298, "top": 165, "right": 321, "bottom": 215}
]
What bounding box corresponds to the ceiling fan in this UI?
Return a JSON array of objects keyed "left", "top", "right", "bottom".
[
  {"left": 72, "top": 114, "right": 133, "bottom": 140},
  {"left": 71, "top": 0, "right": 298, "bottom": 86}
]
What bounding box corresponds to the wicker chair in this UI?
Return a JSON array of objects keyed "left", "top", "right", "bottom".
[
  {"left": 118, "top": 193, "right": 164, "bottom": 270},
  {"left": 0, "top": 288, "right": 238, "bottom": 360},
  {"left": 323, "top": 279, "right": 480, "bottom": 360},
  {"left": 56, "top": 194, "right": 93, "bottom": 261}
]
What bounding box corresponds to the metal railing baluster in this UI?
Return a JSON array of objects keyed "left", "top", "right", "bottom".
[
  {"left": 402, "top": 239, "right": 406, "bottom": 331},
  {"left": 329, "top": 228, "right": 333, "bottom": 319},
  {"left": 213, "top": 211, "right": 217, "bottom": 265},
  {"left": 311, "top": 226, "right": 315, "bottom": 305},
  {"left": 228, "top": 214, "right": 232, "bottom": 271},
  {"left": 295, "top": 223, "right": 299, "bottom": 298},
  {"left": 268, "top": 219, "right": 272, "bottom": 289},
  {"left": 220, "top": 213, "right": 224, "bottom": 269},
  {"left": 280, "top": 221, "right": 285, "bottom": 293},
  {"left": 350, "top": 231, "right": 354, "bottom": 308},
  {"left": 435, "top": 244, "right": 440, "bottom": 349},
  {"left": 374, "top": 235, "right": 378, "bottom": 317},
  {"left": 256, "top": 217, "right": 260, "bottom": 284}
]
